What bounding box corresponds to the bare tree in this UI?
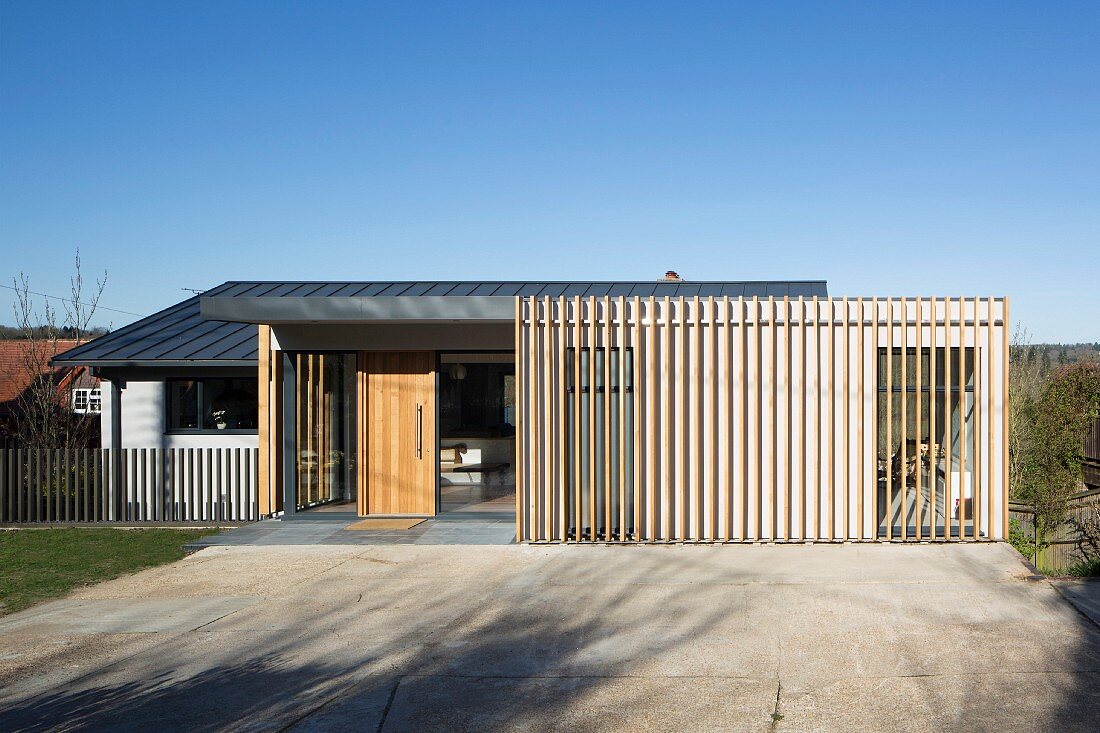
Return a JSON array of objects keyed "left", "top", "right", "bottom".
[
  {"left": 1009, "top": 325, "right": 1047, "bottom": 500},
  {"left": 10, "top": 251, "right": 107, "bottom": 448}
]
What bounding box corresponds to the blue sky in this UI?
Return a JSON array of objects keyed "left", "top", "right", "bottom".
[{"left": 1, "top": 2, "right": 1097, "bottom": 342}]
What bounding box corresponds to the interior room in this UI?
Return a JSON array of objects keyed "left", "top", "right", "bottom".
[{"left": 438, "top": 353, "right": 516, "bottom": 515}]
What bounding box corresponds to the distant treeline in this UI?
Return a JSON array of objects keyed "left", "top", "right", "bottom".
[
  {"left": 1027, "top": 343, "right": 1100, "bottom": 369},
  {"left": 0, "top": 325, "right": 111, "bottom": 340}
]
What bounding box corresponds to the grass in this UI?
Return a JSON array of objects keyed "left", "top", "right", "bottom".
[{"left": 0, "top": 527, "right": 219, "bottom": 615}]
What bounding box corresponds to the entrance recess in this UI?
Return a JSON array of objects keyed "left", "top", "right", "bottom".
[{"left": 358, "top": 351, "right": 436, "bottom": 516}]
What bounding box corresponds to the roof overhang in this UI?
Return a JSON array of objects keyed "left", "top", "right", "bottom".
[
  {"left": 200, "top": 295, "right": 517, "bottom": 324},
  {"left": 52, "top": 358, "right": 258, "bottom": 368}
]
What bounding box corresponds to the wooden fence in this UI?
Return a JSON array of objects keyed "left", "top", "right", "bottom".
[
  {"left": 516, "top": 295, "right": 1009, "bottom": 543},
  {"left": 1009, "top": 489, "right": 1100, "bottom": 572},
  {"left": 0, "top": 448, "right": 259, "bottom": 523},
  {"left": 1083, "top": 417, "right": 1100, "bottom": 491}
]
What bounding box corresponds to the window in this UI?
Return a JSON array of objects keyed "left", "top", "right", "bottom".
[
  {"left": 167, "top": 378, "right": 258, "bottom": 432},
  {"left": 72, "top": 388, "right": 102, "bottom": 414},
  {"left": 565, "top": 347, "right": 635, "bottom": 541},
  {"left": 876, "top": 347, "right": 976, "bottom": 536},
  {"left": 440, "top": 362, "right": 517, "bottom": 438}
]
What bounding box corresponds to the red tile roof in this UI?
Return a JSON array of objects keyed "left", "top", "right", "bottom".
[{"left": 0, "top": 340, "right": 94, "bottom": 414}]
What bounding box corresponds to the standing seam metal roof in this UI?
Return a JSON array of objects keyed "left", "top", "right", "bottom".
[
  {"left": 53, "top": 279, "right": 827, "bottom": 365},
  {"left": 52, "top": 282, "right": 260, "bottom": 365},
  {"left": 205, "top": 280, "right": 827, "bottom": 298}
]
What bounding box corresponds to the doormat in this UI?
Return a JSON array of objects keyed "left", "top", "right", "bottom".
[{"left": 345, "top": 518, "right": 426, "bottom": 531}]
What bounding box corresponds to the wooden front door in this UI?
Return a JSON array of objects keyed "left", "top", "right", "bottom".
[{"left": 358, "top": 351, "right": 436, "bottom": 516}]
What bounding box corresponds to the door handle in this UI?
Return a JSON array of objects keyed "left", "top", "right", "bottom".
[{"left": 416, "top": 403, "right": 423, "bottom": 459}]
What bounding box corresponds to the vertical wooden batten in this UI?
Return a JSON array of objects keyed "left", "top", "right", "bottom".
[
  {"left": 784, "top": 296, "right": 792, "bottom": 541},
  {"left": 826, "top": 298, "right": 835, "bottom": 541},
  {"left": 932, "top": 299, "right": 941, "bottom": 541},
  {"left": 514, "top": 297, "right": 524, "bottom": 541},
  {"left": 868, "top": 298, "right": 877, "bottom": 541},
  {"left": 573, "top": 296, "right": 583, "bottom": 540},
  {"left": 945, "top": 301, "right": 954, "bottom": 541},
  {"left": 987, "top": 296, "right": 995, "bottom": 542},
  {"left": 959, "top": 297, "right": 968, "bottom": 540},
  {"left": 558, "top": 297, "right": 569, "bottom": 541},
  {"left": 1001, "top": 297, "right": 1010, "bottom": 541},
  {"left": 899, "top": 298, "right": 908, "bottom": 541},
  {"left": 841, "top": 298, "right": 850, "bottom": 540},
  {"left": 512, "top": 294, "right": 1005, "bottom": 544},
  {"left": 257, "top": 325, "right": 272, "bottom": 517},
  {"left": 770, "top": 296, "right": 779, "bottom": 541},
  {"left": 974, "top": 297, "right": 983, "bottom": 541},
  {"left": 642, "top": 294, "right": 651, "bottom": 539},
  {"left": 739, "top": 296, "right": 748, "bottom": 541},
  {"left": 799, "top": 298, "right": 807, "bottom": 541},
  {"left": 915, "top": 298, "right": 923, "bottom": 540},
  {"left": 885, "top": 299, "right": 894, "bottom": 541}
]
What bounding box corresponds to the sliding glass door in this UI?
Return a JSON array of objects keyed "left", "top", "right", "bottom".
[{"left": 292, "top": 352, "right": 357, "bottom": 512}]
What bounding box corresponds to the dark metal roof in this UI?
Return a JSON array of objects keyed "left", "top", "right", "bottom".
[
  {"left": 53, "top": 282, "right": 259, "bottom": 367},
  {"left": 205, "top": 280, "right": 828, "bottom": 298},
  {"left": 55, "top": 279, "right": 827, "bottom": 366}
]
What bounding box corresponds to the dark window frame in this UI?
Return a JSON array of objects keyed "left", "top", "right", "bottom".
[{"left": 165, "top": 377, "right": 259, "bottom": 435}]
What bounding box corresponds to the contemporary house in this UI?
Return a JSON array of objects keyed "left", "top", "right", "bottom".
[{"left": 54, "top": 278, "right": 1010, "bottom": 543}]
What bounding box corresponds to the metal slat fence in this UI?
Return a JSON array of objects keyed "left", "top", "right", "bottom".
[{"left": 0, "top": 448, "right": 258, "bottom": 523}]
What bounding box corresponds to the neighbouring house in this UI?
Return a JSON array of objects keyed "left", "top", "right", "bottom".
[
  {"left": 0, "top": 339, "right": 101, "bottom": 445},
  {"left": 53, "top": 278, "right": 1010, "bottom": 543}
]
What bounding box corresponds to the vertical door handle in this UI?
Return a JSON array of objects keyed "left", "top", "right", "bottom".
[{"left": 416, "top": 403, "right": 423, "bottom": 459}]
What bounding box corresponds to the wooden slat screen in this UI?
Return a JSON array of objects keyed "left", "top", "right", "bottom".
[{"left": 516, "top": 296, "right": 1009, "bottom": 543}]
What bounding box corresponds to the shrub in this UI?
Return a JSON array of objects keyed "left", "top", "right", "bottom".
[
  {"left": 1007, "top": 517, "right": 1048, "bottom": 564},
  {"left": 1064, "top": 556, "right": 1100, "bottom": 578},
  {"left": 1014, "top": 362, "right": 1100, "bottom": 556}
]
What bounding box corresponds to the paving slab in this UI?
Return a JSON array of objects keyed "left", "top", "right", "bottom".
[{"left": 0, "top": 597, "right": 256, "bottom": 634}]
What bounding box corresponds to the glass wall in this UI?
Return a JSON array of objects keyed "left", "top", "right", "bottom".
[
  {"left": 293, "top": 353, "right": 356, "bottom": 512},
  {"left": 876, "top": 347, "right": 975, "bottom": 537},
  {"left": 439, "top": 362, "right": 516, "bottom": 437},
  {"left": 438, "top": 355, "right": 517, "bottom": 513}
]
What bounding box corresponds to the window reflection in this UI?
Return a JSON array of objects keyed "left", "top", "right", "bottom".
[{"left": 167, "top": 378, "right": 257, "bottom": 431}]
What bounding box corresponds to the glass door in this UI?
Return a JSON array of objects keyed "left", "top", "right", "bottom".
[{"left": 291, "top": 352, "right": 357, "bottom": 513}]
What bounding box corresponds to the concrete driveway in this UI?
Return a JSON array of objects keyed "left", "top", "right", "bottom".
[{"left": 0, "top": 542, "right": 1097, "bottom": 732}]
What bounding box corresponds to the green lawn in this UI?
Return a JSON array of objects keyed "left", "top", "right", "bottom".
[{"left": 0, "top": 528, "right": 219, "bottom": 615}]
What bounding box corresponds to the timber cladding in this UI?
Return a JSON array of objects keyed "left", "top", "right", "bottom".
[{"left": 516, "top": 296, "right": 1009, "bottom": 544}]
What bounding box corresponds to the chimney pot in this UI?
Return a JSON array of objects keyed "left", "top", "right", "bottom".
[{"left": 661, "top": 270, "right": 682, "bottom": 281}]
